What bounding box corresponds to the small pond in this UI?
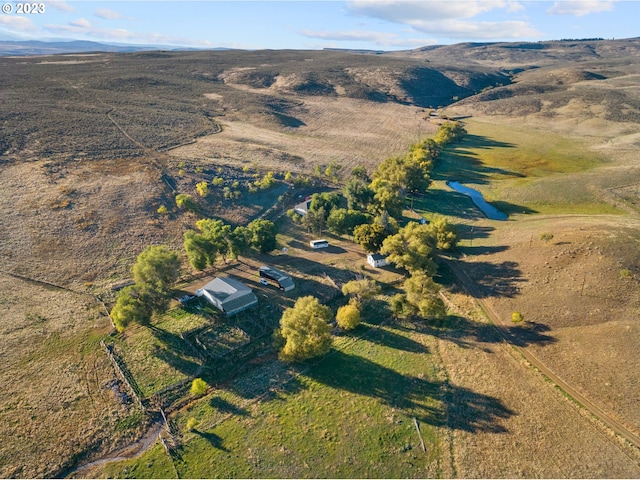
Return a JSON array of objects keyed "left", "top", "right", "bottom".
[{"left": 447, "top": 181, "right": 508, "bottom": 220}]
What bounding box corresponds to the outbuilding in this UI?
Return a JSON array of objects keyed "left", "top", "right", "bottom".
[
  {"left": 367, "top": 253, "right": 388, "bottom": 268},
  {"left": 258, "top": 265, "right": 295, "bottom": 291},
  {"left": 196, "top": 277, "right": 258, "bottom": 315}
]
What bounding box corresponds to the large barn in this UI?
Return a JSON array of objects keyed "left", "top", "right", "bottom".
[{"left": 196, "top": 277, "right": 258, "bottom": 315}]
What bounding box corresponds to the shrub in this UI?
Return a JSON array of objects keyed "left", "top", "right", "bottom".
[
  {"left": 196, "top": 181, "right": 209, "bottom": 197},
  {"left": 540, "top": 233, "right": 554, "bottom": 242},
  {"left": 186, "top": 417, "right": 198, "bottom": 432},
  {"left": 157, "top": 205, "right": 168, "bottom": 214},
  {"left": 175, "top": 193, "right": 196, "bottom": 211},
  {"left": 190, "top": 378, "right": 208, "bottom": 397},
  {"left": 511, "top": 312, "right": 524, "bottom": 323},
  {"left": 336, "top": 301, "right": 361, "bottom": 330}
]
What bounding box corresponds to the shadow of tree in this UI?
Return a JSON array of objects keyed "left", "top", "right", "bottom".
[
  {"left": 305, "top": 349, "right": 514, "bottom": 433},
  {"left": 148, "top": 325, "right": 202, "bottom": 377},
  {"left": 410, "top": 315, "right": 556, "bottom": 350},
  {"left": 192, "top": 429, "right": 229, "bottom": 451},
  {"left": 209, "top": 396, "right": 249, "bottom": 416},
  {"left": 432, "top": 134, "right": 520, "bottom": 186},
  {"left": 448, "top": 259, "right": 526, "bottom": 299}
]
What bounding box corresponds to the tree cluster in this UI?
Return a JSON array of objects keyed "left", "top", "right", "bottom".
[
  {"left": 184, "top": 218, "right": 277, "bottom": 270},
  {"left": 111, "top": 245, "right": 181, "bottom": 332}
]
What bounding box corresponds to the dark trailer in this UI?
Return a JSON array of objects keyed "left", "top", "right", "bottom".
[{"left": 258, "top": 265, "right": 295, "bottom": 292}]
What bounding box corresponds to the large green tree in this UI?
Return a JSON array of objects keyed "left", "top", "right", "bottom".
[
  {"left": 276, "top": 296, "right": 333, "bottom": 362},
  {"left": 404, "top": 272, "right": 447, "bottom": 319},
  {"left": 380, "top": 222, "right": 437, "bottom": 275},
  {"left": 110, "top": 284, "right": 154, "bottom": 332},
  {"left": 133, "top": 245, "right": 181, "bottom": 295},
  {"left": 353, "top": 222, "right": 387, "bottom": 253},
  {"left": 427, "top": 216, "right": 458, "bottom": 251},
  {"left": 327, "top": 208, "right": 371, "bottom": 235},
  {"left": 248, "top": 219, "right": 277, "bottom": 253}
]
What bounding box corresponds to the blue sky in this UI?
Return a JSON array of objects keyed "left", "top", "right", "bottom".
[{"left": 0, "top": 1, "right": 638, "bottom": 50}]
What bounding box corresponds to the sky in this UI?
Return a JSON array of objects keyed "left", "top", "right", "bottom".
[{"left": 0, "top": 0, "right": 638, "bottom": 50}]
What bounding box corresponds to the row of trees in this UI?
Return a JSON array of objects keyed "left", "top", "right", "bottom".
[{"left": 184, "top": 218, "right": 277, "bottom": 270}]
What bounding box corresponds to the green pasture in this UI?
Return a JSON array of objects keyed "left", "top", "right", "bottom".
[
  {"left": 96, "top": 315, "right": 449, "bottom": 478},
  {"left": 112, "top": 307, "right": 211, "bottom": 398},
  {"left": 429, "top": 120, "right": 623, "bottom": 216}
]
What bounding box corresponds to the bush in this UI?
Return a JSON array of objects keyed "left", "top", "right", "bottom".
[
  {"left": 190, "top": 378, "right": 208, "bottom": 397},
  {"left": 196, "top": 181, "right": 209, "bottom": 197},
  {"left": 186, "top": 417, "right": 198, "bottom": 432},
  {"left": 157, "top": 205, "right": 168, "bottom": 214},
  {"left": 511, "top": 312, "right": 524, "bottom": 323},
  {"left": 336, "top": 301, "right": 361, "bottom": 330},
  {"left": 175, "top": 193, "right": 196, "bottom": 211}
]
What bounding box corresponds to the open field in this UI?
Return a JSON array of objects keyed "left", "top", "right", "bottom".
[{"left": 0, "top": 273, "right": 148, "bottom": 478}]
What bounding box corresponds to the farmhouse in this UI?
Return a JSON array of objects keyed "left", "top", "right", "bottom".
[
  {"left": 293, "top": 196, "right": 312, "bottom": 216},
  {"left": 367, "top": 253, "right": 388, "bottom": 268},
  {"left": 196, "top": 277, "right": 258, "bottom": 315},
  {"left": 259, "top": 265, "right": 295, "bottom": 291}
]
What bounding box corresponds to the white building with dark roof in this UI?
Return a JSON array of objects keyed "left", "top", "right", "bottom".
[
  {"left": 367, "top": 253, "right": 388, "bottom": 268},
  {"left": 196, "top": 277, "right": 258, "bottom": 315}
]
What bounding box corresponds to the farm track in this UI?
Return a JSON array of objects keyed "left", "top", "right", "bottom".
[{"left": 446, "top": 258, "right": 640, "bottom": 455}]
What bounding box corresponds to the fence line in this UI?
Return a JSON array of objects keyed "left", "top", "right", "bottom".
[{"left": 101, "top": 340, "right": 144, "bottom": 409}]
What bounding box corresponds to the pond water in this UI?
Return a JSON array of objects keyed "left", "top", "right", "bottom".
[{"left": 447, "top": 181, "right": 508, "bottom": 220}]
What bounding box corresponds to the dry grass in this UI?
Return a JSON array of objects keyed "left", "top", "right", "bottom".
[
  {"left": 171, "top": 96, "right": 435, "bottom": 176},
  {"left": 449, "top": 215, "right": 640, "bottom": 451},
  {"left": 0, "top": 273, "right": 144, "bottom": 478}
]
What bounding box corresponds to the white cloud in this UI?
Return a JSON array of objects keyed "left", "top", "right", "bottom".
[
  {"left": 47, "top": 1, "right": 74, "bottom": 13},
  {"left": 95, "top": 8, "right": 124, "bottom": 20},
  {"left": 299, "top": 29, "right": 436, "bottom": 47},
  {"left": 347, "top": 0, "right": 511, "bottom": 22},
  {"left": 69, "top": 18, "right": 91, "bottom": 29},
  {"left": 547, "top": 0, "right": 616, "bottom": 16},
  {"left": 42, "top": 23, "right": 215, "bottom": 47},
  {"left": 411, "top": 19, "right": 541, "bottom": 39},
  {"left": 345, "top": 0, "right": 540, "bottom": 40},
  {"left": 0, "top": 16, "right": 37, "bottom": 32}
]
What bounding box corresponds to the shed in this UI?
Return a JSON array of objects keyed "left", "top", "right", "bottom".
[
  {"left": 367, "top": 253, "right": 388, "bottom": 268},
  {"left": 258, "top": 265, "right": 295, "bottom": 292},
  {"left": 196, "top": 277, "right": 258, "bottom": 315}
]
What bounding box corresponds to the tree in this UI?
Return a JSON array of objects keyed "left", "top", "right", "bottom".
[
  {"left": 110, "top": 284, "right": 153, "bottom": 332},
  {"left": 434, "top": 121, "right": 467, "bottom": 146},
  {"left": 336, "top": 301, "right": 361, "bottom": 330},
  {"left": 133, "top": 245, "right": 181, "bottom": 295},
  {"left": 341, "top": 279, "right": 381, "bottom": 303},
  {"left": 184, "top": 230, "right": 216, "bottom": 270},
  {"left": 351, "top": 165, "right": 370, "bottom": 182},
  {"left": 248, "top": 219, "right": 277, "bottom": 253},
  {"left": 426, "top": 215, "right": 458, "bottom": 251},
  {"left": 190, "top": 378, "right": 208, "bottom": 396},
  {"left": 175, "top": 193, "right": 196, "bottom": 211},
  {"left": 327, "top": 208, "right": 370, "bottom": 235},
  {"left": 309, "top": 192, "right": 343, "bottom": 218},
  {"left": 277, "top": 296, "right": 333, "bottom": 362},
  {"left": 370, "top": 179, "right": 403, "bottom": 218},
  {"left": 381, "top": 222, "right": 437, "bottom": 275},
  {"left": 344, "top": 177, "right": 375, "bottom": 211},
  {"left": 404, "top": 272, "right": 446, "bottom": 319},
  {"left": 228, "top": 226, "right": 252, "bottom": 260},
  {"left": 353, "top": 222, "right": 387, "bottom": 253},
  {"left": 303, "top": 207, "right": 326, "bottom": 236}
]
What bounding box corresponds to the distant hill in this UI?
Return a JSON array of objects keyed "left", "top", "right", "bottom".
[{"left": 0, "top": 39, "right": 228, "bottom": 56}]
